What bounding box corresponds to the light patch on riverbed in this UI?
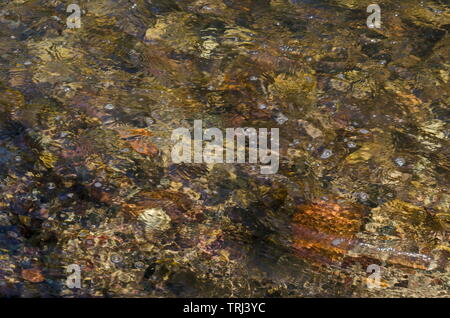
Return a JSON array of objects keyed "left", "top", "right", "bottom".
[{"left": 138, "top": 208, "right": 171, "bottom": 232}]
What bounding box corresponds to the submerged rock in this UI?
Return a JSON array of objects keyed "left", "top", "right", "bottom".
[
  {"left": 138, "top": 208, "right": 171, "bottom": 232},
  {"left": 292, "top": 200, "right": 364, "bottom": 264}
]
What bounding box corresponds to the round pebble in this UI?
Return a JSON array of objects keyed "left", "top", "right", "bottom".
[
  {"left": 78, "top": 231, "right": 89, "bottom": 239},
  {"left": 134, "top": 261, "right": 145, "bottom": 269},
  {"left": 394, "top": 157, "right": 405, "bottom": 167},
  {"left": 145, "top": 117, "right": 154, "bottom": 126},
  {"left": 110, "top": 254, "right": 123, "bottom": 264},
  {"left": 359, "top": 129, "right": 369, "bottom": 134},
  {"left": 275, "top": 112, "right": 288, "bottom": 125},
  {"left": 358, "top": 192, "right": 369, "bottom": 201},
  {"left": 320, "top": 149, "right": 333, "bottom": 159},
  {"left": 8, "top": 231, "right": 18, "bottom": 238},
  {"left": 42, "top": 221, "right": 52, "bottom": 228},
  {"left": 331, "top": 238, "right": 344, "bottom": 246}
]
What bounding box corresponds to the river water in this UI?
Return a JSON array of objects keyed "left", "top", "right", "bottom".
[{"left": 0, "top": 0, "right": 448, "bottom": 297}]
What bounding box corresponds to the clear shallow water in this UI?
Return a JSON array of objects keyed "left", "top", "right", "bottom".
[{"left": 0, "top": 0, "right": 448, "bottom": 297}]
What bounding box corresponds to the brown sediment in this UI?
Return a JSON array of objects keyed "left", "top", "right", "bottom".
[
  {"left": 291, "top": 199, "right": 442, "bottom": 271},
  {"left": 21, "top": 268, "right": 45, "bottom": 283},
  {"left": 122, "top": 190, "right": 202, "bottom": 223},
  {"left": 115, "top": 127, "right": 158, "bottom": 157},
  {"left": 291, "top": 200, "right": 364, "bottom": 264}
]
